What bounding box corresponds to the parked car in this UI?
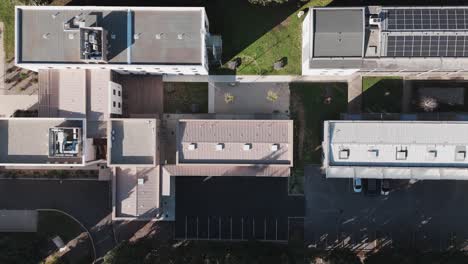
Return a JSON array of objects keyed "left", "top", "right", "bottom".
[
  {"left": 381, "top": 179, "right": 391, "bottom": 195},
  {"left": 353, "top": 178, "right": 362, "bottom": 193},
  {"left": 364, "top": 179, "right": 380, "bottom": 196}
]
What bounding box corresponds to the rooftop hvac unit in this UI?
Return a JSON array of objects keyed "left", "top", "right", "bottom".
[
  {"left": 369, "top": 15, "right": 381, "bottom": 28},
  {"left": 243, "top": 143, "right": 252, "bottom": 151}
]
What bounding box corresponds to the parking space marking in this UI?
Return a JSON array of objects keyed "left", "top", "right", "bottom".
[
  {"left": 253, "top": 217, "right": 256, "bottom": 238},
  {"left": 185, "top": 216, "right": 188, "bottom": 240},
  {"left": 176, "top": 215, "right": 291, "bottom": 242},
  {"left": 241, "top": 217, "right": 244, "bottom": 240},
  {"left": 276, "top": 218, "right": 278, "bottom": 240}
]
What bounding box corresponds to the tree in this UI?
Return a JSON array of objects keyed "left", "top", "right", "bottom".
[
  {"left": 418, "top": 96, "right": 438, "bottom": 112},
  {"left": 267, "top": 90, "right": 279, "bottom": 102},
  {"left": 224, "top": 93, "right": 235, "bottom": 104}
]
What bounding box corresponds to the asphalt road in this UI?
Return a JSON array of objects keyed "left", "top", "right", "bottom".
[
  {"left": 305, "top": 165, "right": 468, "bottom": 251},
  {"left": 0, "top": 179, "right": 114, "bottom": 258}
]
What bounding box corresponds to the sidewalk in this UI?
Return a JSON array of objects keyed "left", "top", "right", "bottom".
[{"left": 0, "top": 22, "right": 5, "bottom": 95}]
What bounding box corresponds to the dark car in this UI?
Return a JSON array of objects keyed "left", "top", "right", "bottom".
[
  {"left": 364, "top": 179, "right": 381, "bottom": 196},
  {"left": 381, "top": 179, "right": 391, "bottom": 195}
]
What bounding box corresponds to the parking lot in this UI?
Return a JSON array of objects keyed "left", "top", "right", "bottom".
[
  {"left": 175, "top": 177, "right": 303, "bottom": 242},
  {"left": 305, "top": 166, "right": 468, "bottom": 251}
]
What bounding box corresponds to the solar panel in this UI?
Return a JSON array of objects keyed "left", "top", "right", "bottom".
[
  {"left": 386, "top": 35, "right": 468, "bottom": 57},
  {"left": 385, "top": 8, "right": 468, "bottom": 31}
]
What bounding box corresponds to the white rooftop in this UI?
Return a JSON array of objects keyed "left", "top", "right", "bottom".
[
  {"left": 322, "top": 121, "right": 468, "bottom": 180},
  {"left": 324, "top": 121, "right": 468, "bottom": 167}
]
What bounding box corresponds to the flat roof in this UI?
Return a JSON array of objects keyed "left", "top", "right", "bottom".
[
  {"left": 109, "top": 119, "right": 157, "bottom": 166},
  {"left": 115, "top": 167, "right": 160, "bottom": 219},
  {"left": 16, "top": 6, "right": 204, "bottom": 64},
  {"left": 0, "top": 210, "right": 37, "bottom": 232},
  {"left": 177, "top": 119, "right": 293, "bottom": 165},
  {"left": 305, "top": 6, "right": 468, "bottom": 72},
  {"left": 324, "top": 120, "right": 468, "bottom": 167},
  {"left": 0, "top": 118, "right": 84, "bottom": 165},
  {"left": 38, "top": 69, "right": 86, "bottom": 118},
  {"left": 312, "top": 8, "right": 364, "bottom": 57}
]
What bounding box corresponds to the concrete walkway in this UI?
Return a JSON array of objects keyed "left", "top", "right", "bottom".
[
  {"left": 347, "top": 74, "right": 362, "bottom": 114},
  {"left": 163, "top": 75, "right": 350, "bottom": 83},
  {"left": 0, "top": 94, "right": 38, "bottom": 117},
  {"left": 402, "top": 79, "right": 413, "bottom": 113},
  {"left": 0, "top": 23, "right": 5, "bottom": 95}
]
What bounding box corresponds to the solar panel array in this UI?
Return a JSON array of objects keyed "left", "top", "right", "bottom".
[
  {"left": 386, "top": 35, "right": 468, "bottom": 57},
  {"left": 383, "top": 8, "right": 468, "bottom": 57},
  {"left": 385, "top": 8, "right": 468, "bottom": 31}
]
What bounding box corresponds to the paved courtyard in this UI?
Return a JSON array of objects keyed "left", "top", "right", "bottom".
[
  {"left": 305, "top": 166, "right": 468, "bottom": 252},
  {"left": 211, "top": 82, "right": 289, "bottom": 114}
]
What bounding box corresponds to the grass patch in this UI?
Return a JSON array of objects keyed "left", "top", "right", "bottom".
[
  {"left": 163, "top": 82, "right": 208, "bottom": 113},
  {"left": 0, "top": 0, "right": 17, "bottom": 61},
  {"left": 362, "top": 76, "right": 403, "bottom": 113},
  {"left": 289, "top": 82, "right": 348, "bottom": 193},
  {"left": 212, "top": 0, "right": 333, "bottom": 75}
]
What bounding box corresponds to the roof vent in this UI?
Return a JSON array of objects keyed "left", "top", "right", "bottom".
[
  {"left": 456, "top": 147, "right": 466, "bottom": 161},
  {"left": 368, "top": 149, "right": 378, "bottom": 159},
  {"left": 396, "top": 147, "right": 408, "bottom": 160},
  {"left": 42, "top": 33, "right": 51, "bottom": 40},
  {"left": 155, "top": 33, "right": 164, "bottom": 40},
  {"left": 177, "top": 33, "right": 185, "bottom": 40},
  {"left": 271, "top": 144, "right": 279, "bottom": 152},
  {"left": 338, "top": 148, "right": 349, "bottom": 160},
  {"left": 243, "top": 143, "right": 252, "bottom": 151},
  {"left": 426, "top": 149, "right": 437, "bottom": 160},
  {"left": 51, "top": 12, "right": 60, "bottom": 19},
  {"left": 188, "top": 143, "right": 197, "bottom": 151},
  {"left": 216, "top": 143, "right": 224, "bottom": 151},
  {"left": 134, "top": 33, "right": 141, "bottom": 40}
]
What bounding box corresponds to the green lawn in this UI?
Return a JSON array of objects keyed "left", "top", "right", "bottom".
[
  {"left": 362, "top": 76, "right": 403, "bottom": 113},
  {"left": 289, "top": 82, "right": 348, "bottom": 193},
  {"left": 163, "top": 82, "right": 208, "bottom": 113},
  {"left": 209, "top": 0, "right": 333, "bottom": 75},
  {"left": 0, "top": 0, "right": 17, "bottom": 62}
]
